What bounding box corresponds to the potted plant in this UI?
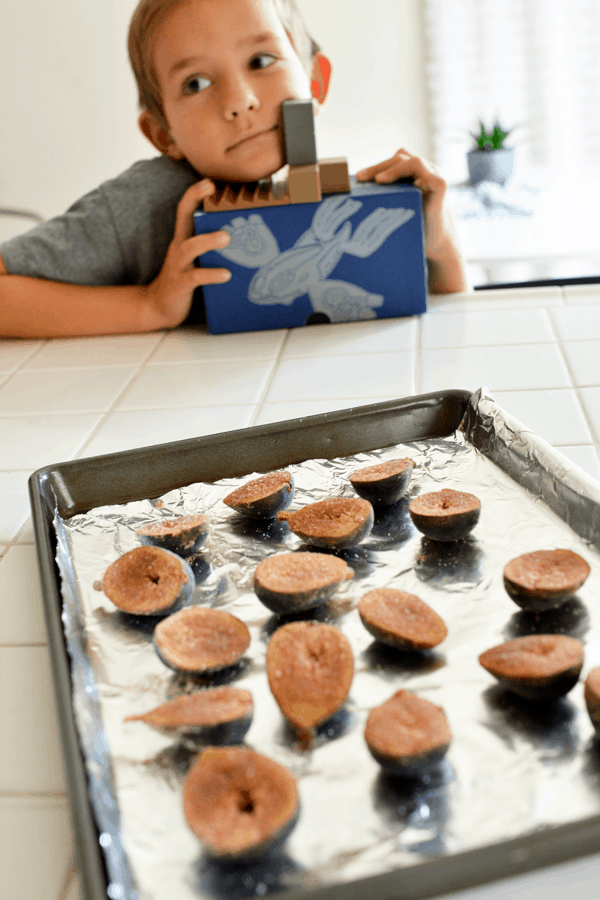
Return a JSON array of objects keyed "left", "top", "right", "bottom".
[{"left": 467, "top": 120, "right": 516, "bottom": 187}]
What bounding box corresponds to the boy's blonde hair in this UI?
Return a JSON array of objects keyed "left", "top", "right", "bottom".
[{"left": 128, "top": 0, "right": 318, "bottom": 131}]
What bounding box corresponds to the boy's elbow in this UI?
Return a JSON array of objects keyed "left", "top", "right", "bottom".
[{"left": 0, "top": 253, "right": 8, "bottom": 276}]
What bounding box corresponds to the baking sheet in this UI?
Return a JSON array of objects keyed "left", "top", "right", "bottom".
[{"left": 48, "top": 387, "right": 600, "bottom": 900}]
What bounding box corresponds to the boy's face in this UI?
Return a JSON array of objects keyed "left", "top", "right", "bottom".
[{"left": 150, "top": 0, "right": 313, "bottom": 181}]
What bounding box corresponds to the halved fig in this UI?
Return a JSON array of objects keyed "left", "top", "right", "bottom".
[
  {"left": 479, "top": 634, "right": 584, "bottom": 701},
  {"left": 584, "top": 668, "right": 600, "bottom": 734},
  {"left": 224, "top": 471, "right": 294, "bottom": 520},
  {"left": 124, "top": 687, "right": 253, "bottom": 743},
  {"left": 136, "top": 513, "right": 208, "bottom": 556},
  {"left": 503, "top": 549, "right": 590, "bottom": 612},
  {"left": 183, "top": 746, "right": 299, "bottom": 862},
  {"left": 267, "top": 620, "right": 354, "bottom": 735},
  {"left": 254, "top": 552, "right": 354, "bottom": 614},
  {"left": 102, "top": 545, "right": 194, "bottom": 615},
  {"left": 358, "top": 588, "right": 447, "bottom": 650},
  {"left": 154, "top": 607, "right": 250, "bottom": 674},
  {"left": 350, "top": 458, "right": 415, "bottom": 506},
  {"left": 277, "top": 497, "right": 374, "bottom": 550},
  {"left": 409, "top": 489, "right": 481, "bottom": 542},
  {"left": 365, "top": 689, "right": 451, "bottom": 777}
]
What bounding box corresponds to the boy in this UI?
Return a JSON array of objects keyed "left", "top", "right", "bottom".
[{"left": 0, "top": 0, "right": 468, "bottom": 338}]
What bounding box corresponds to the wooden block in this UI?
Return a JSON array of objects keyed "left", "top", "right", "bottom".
[
  {"left": 288, "top": 164, "right": 321, "bottom": 203},
  {"left": 203, "top": 181, "right": 290, "bottom": 212},
  {"left": 319, "top": 157, "right": 350, "bottom": 194},
  {"left": 282, "top": 99, "right": 318, "bottom": 166}
]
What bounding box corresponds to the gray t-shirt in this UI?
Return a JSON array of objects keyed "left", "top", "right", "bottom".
[{"left": 1, "top": 156, "right": 199, "bottom": 286}]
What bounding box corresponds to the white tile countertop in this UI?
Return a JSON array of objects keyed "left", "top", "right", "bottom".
[{"left": 2, "top": 284, "right": 600, "bottom": 900}]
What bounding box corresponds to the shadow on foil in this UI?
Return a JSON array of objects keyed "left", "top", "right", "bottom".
[
  {"left": 372, "top": 762, "right": 453, "bottom": 855},
  {"left": 229, "top": 515, "right": 290, "bottom": 545},
  {"left": 482, "top": 684, "right": 579, "bottom": 762},
  {"left": 369, "top": 497, "right": 418, "bottom": 548},
  {"left": 504, "top": 596, "right": 590, "bottom": 641},
  {"left": 414, "top": 536, "right": 484, "bottom": 589},
  {"left": 361, "top": 641, "right": 446, "bottom": 680},
  {"left": 193, "top": 847, "right": 308, "bottom": 899}
]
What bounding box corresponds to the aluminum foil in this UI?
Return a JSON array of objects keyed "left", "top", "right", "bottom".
[{"left": 54, "top": 387, "right": 600, "bottom": 900}]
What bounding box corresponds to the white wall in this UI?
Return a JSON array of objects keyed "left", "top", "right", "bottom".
[
  {"left": 301, "top": 0, "right": 432, "bottom": 171},
  {"left": 0, "top": 0, "right": 149, "bottom": 220},
  {"left": 0, "top": 0, "right": 431, "bottom": 220}
]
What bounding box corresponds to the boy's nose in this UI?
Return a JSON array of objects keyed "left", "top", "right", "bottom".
[{"left": 221, "top": 79, "right": 261, "bottom": 120}]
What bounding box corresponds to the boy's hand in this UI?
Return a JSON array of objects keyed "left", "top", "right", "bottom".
[
  {"left": 146, "top": 179, "right": 231, "bottom": 327},
  {"left": 356, "top": 149, "right": 448, "bottom": 259},
  {"left": 356, "top": 149, "right": 469, "bottom": 293}
]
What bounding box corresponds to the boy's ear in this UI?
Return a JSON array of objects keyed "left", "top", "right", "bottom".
[
  {"left": 311, "top": 53, "right": 331, "bottom": 105},
  {"left": 138, "top": 111, "right": 184, "bottom": 160}
]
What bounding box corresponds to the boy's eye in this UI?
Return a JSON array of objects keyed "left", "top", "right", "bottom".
[
  {"left": 249, "top": 53, "right": 277, "bottom": 70},
  {"left": 183, "top": 74, "right": 212, "bottom": 95}
]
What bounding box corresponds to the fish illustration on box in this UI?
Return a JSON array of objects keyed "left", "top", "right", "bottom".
[
  {"left": 222, "top": 195, "right": 415, "bottom": 318},
  {"left": 194, "top": 181, "right": 427, "bottom": 334}
]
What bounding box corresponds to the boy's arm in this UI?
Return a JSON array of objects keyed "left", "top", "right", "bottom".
[
  {"left": 356, "top": 150, "right": 471, "bottom": 294},
  {"left": 0, "top": 180, "right": 231, "bottom": 338}
]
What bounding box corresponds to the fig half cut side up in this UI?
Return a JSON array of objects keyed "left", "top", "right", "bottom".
[
  {"left": 124, "top": 687, "right": 253, "bottom": 743},
  {"left": 350, "top": 458, "right": 415, "bottom": 506},
  {"left": 224, "top": 471, "right": 294, "bottom": 519},
  {"left": 102, "top": 545, "right": 194, "bottom": 616},
  {"left": 479, "top": 634, "right": 584, "bottom": 702},
  {"left": 136, "top": 513, "right": 208, "bottom": 556},
  {"left": 254, "top": 551, "right": 354, "bottom": 614},
  {"left": 277, "top": 497, "right": 374, "bottom": 550},
  {"left": 503, "top": 548, "right": 590, "bottom": 612},
  {"left": 409, "top": 489, "right": 481, "bottom": 542},
  {"left": 267, "top": 620, "right": 354, "bottom": 736},
  {"left": 183, "top": 746, "right": 299, "bottom": 862},
  {"left": 154, "top": 607, "right": 250, "bottom": 675},
  {"left": 365, "top": 689, "right": 452, "bottom": 777},
  {"left": 358, "top": 588, "right": 447, "bottom": 651}
]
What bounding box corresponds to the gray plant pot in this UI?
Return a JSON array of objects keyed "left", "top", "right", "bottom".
[{"left": 467, "top": 148, "right": 515, "bottom": 186}]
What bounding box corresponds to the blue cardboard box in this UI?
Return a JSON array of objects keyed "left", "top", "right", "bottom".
[{"left": 193, "top": 180, "right": 427, "bottom": 334}]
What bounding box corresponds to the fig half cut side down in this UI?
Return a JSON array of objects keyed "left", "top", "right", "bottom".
[
  {"left": 365, "top": 689, "right": 452, "bottom": 777},
  {"left": 267, "top": 620, "right": 354, "bottom": 738},
  {"left": 358, "top": 588, "right": 447, "bottom": 651},
  {"left": 136, "top": 513, "right": 208, "bottom": 556},
  {"left": 479, "top": 634, "right": 584, "bottom": 702},
  {"left": 183, "top": 746, "right": 299, "bottom": 862},
  {"left": 350, "top": 457, "right": 415, "bottom": 506},
  {"left": 254, "top": 551, "right": 354, "bottom": 614},
  {"left": 409, "top": 489, "right": 481, "bottom": 542},
  {"left": 102, "top": 545, "right": 194, "bottom": 616},
  {"left": 503, "top": 549, "right": 590, "bottom": 612},
  {"left": 154, "top": 607, "right": 251, "bottom": 675},
  {"left": 584, "top": 667, "right": 600, "bottom": 735},
  {"left": 224, "top": 471, "right": 294, "bottom": 520},
  {"left": 124, "top": 687, "right": 253, "bottom": 744},
  {"left": 277, "top": 497, "right": 374, "bottom": 550}
]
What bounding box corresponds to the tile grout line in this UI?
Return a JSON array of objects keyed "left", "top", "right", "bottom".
[
  {"left": 0, "top": 536, "right": 20, "bottom": 563},
  {"left": 0, "top": 338, "right": 50, "bottom": 394},
  {"left": 248, "top": 331, "right": 292, "bottom": 427},
  {"left": 0, "top": 336, "right": 167, "bottom": 427},
  {"left": 0, "top": 382, "right": 590, "bottom": 423},
  {"left": 414, "top": 314, "right": 423, "bottom": 395},
  {"left": 57, "top": 853, "right": 78, "bottom": 900},
  {"left": 71, "top": 331, "right": 170, "bottom": 459},
  {"left": 0, "top": 790, "right": 68, "bottom": 798},
  {"left": 548, "top": 295, "right": 600, "bottom": 445},
  {"left": 0, "top": 642, "right": 48, "bottom": 649}
]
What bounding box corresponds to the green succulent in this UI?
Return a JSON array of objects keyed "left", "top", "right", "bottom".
[{"left": 470, "top": 120, "right": 513, "bottom": 152}]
